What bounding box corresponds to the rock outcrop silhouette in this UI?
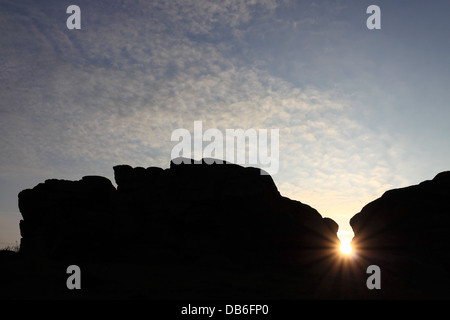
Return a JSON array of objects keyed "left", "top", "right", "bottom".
[
  {"left": 350, "top": 171, "right": 450, "bottom": 298},
  {"left": 18, "top": 158, "right": 339, "bottom": 267},
  {"left": 6, "top": 163, "right": 450, "bottom": 299}
]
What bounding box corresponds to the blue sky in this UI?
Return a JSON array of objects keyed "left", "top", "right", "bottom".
[{"left": 1, "top": 0, "right": 450, "bottom": 247}]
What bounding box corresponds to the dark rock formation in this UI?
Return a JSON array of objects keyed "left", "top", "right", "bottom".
[
  {"left": 12, "top": 160, "right": 450, "bottom": 299},
  {"left": 350, "top": 171, "right": 450, "bottom": 298},
  {"left": 18, "top": 175, "right": 117, "bottom": 260},
  {"left": 18, "top": 158, "right": 339, "bottom": 267}
]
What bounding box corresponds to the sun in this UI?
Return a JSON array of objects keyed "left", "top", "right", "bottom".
[{"left": 339, "top": 239, "right": 352, "bottom": 255}]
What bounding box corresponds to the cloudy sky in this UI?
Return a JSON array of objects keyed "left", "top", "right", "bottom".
[{"left": 1, "top": 0, "right": 450, "bottom": 248}]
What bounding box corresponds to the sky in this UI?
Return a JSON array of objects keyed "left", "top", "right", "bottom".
[{"left": 1, "top": 0, "right": 450, "bottom": 248}]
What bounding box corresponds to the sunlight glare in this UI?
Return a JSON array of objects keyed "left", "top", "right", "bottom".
[{"left": 340, "top": 239, "right": 352, "bottom": 255}]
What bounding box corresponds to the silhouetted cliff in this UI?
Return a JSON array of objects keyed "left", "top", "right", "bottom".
[
  {"left": 18, "top": 158, "right": 339, "bottom": 267},
  {"left": 350, "top": 171, "right": 450, "bottom": 298},
  {"left": 5, "top": 163, "right": 450, "bottom": 299}
]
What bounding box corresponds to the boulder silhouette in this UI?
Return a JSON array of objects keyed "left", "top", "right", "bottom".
[
  {"left": 18, "top": 175, "right": 117, "bottom": 260},
  {"left": 11, "top": 161, "right": 450, "bottom": 299},
  {"left": 17, "top": 158, "right": 340, "bottom": 267},
  {"left": 350, "top": 171, "right": 450, "bottom": 298}
]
